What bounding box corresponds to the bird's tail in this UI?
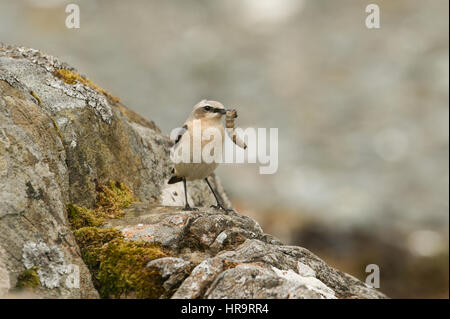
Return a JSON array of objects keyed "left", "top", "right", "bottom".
[{"left": 168, "top": 176, "right": 183, "bottom": 184}]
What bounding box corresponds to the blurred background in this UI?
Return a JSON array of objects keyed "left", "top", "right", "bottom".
[{"left": 0, "top": 0, "right": 448, "bottom": 298}]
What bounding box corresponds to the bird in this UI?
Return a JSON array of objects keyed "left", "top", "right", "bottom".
[{"left": 168, "top": 99, "right": 234, "bottom": 212}]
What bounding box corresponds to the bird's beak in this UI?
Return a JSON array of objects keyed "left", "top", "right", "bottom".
[{"left": 214, "top": 108, "right": 227, "bottom": 115}]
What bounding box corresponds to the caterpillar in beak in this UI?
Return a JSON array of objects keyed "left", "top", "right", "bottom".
[{"left": 225, "top": 109, "right": 247, "bottom": 150}]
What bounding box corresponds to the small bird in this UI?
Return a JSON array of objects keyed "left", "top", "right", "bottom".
[{"left": 168, "top": 100, "right": 237, "bottom": 211}]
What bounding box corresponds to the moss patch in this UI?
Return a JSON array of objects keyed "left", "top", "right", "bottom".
[
  {"left": 67, "top": 203, "right": 105, "bottom": 229},
  {"left": 73, "top": 225, "right": 168, "bottom": 298},
  {"left": 30, "top": 90, "right": 41, "bottom": 106},
  {"left": 68, "top": 181, "right": 169, "bottom": 298},
  {"left": 16, "top": 267, "right": 40, "bottom": 289},
  {"left": 97, "top": 239, "right": 167, "bottom": 298},
  {"left": 73, "top": 227, "right": 123, "bottom": 270},
  {"left": 53, "top": 68, "right": 120, "bottom": 103},
  {"left": 67, "top": 181, "right": 136, "bottom": 229},
  {"left": 49, "top": 116, "right": 64, "bottom": 142},
  {"left": 95, "top": 181, "right": 136, "bottom": 218}
]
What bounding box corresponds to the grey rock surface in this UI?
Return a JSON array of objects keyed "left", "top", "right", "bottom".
[
  {"left": 0, "top": 43, "right": 386, "bottom": 299},
  {"left": 112, "top": 204, "right": 386, "bottom": 299}
]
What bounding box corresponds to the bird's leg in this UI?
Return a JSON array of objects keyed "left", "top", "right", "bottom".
[
  {"left": 205, "top": 177, "right": 234, "bottom": 213},
  {"left": 183, "top": 178, "right": 197, "bottom": 211}
]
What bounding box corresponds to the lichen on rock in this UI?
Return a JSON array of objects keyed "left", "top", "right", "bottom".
[
  {"left": 53, "top": 68, "right": 120, "bottom": 103},
  {"left": 21, "top": 242, "right": 67, "bottom": 289}
]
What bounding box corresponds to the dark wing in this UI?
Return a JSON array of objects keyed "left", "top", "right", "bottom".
[
  {"left": 173, "top": 124, "right": 188, "bottom": 147},
  {"left": 167, "top": 124, "right": 188, "bottom": 185},
  {"left": 168, "top": 175, "right": 183, "bottom": 184}
]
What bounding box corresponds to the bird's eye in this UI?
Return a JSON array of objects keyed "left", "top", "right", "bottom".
[{"left": 204, "top": 106, "right": 211, "bottom": 111}]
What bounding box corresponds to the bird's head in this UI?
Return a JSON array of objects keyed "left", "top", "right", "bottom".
[{"left": 190, "top": 100, "right": 227, "bottom": 120}]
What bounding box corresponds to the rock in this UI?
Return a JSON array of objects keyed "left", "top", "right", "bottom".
[
  {"left": 0, "top": 43, "right": 387, "bottom": 299},
  {"left": 112, "top": 204, "right": 386, "bottom": 299},
  {"left": 0, "top": 246, "right": 10, "bottom": 297},
  {"left": 147, "top": 257, "right": 194, "bottom": 292},
  {"left": 0, "top": 43, "right": 228, "bottom": 298}
]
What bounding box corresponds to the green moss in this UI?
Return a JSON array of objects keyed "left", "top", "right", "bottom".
[
  {"left": 67, "top": 203, "right": 105, "bottom": 229},
  {"left": 73, "top": 227, "right": 123, "bottom": 270},
  {"left": 30, "top": 90, "right": 42, "bottom": 106},
  {"left": 53, "top": 68, "right": 78, "bottom": 85},
  {"left": 16, "top": 267, "right": 40, "bottom": 289},
  {"left": 95, "top": 181, "right": 136, "bottom": 218},
  {"left": 73, "top": 227, "right": 168, "bottom": 298},
  {"left": 49, "top": 116, "right": 64, "bottom": 142},
  {"left": 53, "top": 68, "right": 120, "bottom": 103},
  {"left": 67, "top": 180, "right": 137, "bottom": 229},
  {"left": 74, "top": 227, "right": 124, "bottom": 248},
  {"left": 97, "top": 239, "right": 168, "bottom": 298},
  {"left": 68, "top": 181, "right": 168, "bottom": 298}
]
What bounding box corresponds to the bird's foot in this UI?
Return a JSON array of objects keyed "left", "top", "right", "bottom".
[
  {"left": 183, "top": 205, "right": 198, "bottom": 211},
  {"left": 210, "top": 205, "right": 234, "bottom": 214}
]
